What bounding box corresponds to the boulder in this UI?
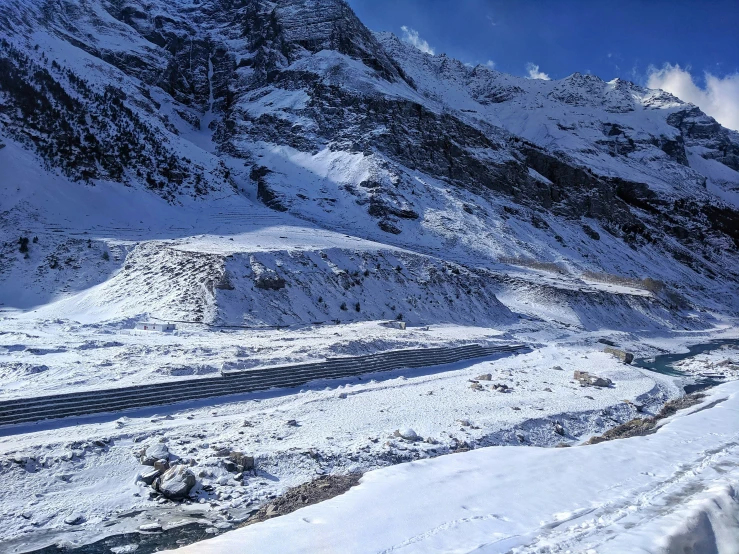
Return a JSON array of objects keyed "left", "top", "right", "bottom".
[
  {"left": 140, "top": 442, "right": 169, "bottom": 466},
  {"left": 154, "top": 466, "right": 196, "bottom": 499},
  {"left": 139, "top": 522, "right": 163, "bottom": 532},
  {"left": 574, "top": 371, "right": 613, "bottom": 388},
  {"left": 139, "top": 467, "right": 163, "bottom": 485},
  {"left": 64, "top": 513, "right": 85, "bottom": 525},
  {"left": 604, "top": 347, "right": 634, "bottom": 364},
  {"left": 475, "top": 373, "right": 492, "bottom": 381},
  {"left": 394, "top": 428, "right": 419, "bottom": 441},
  {"left": 229, "top": 451, "right": 255, "bottom": 471}
]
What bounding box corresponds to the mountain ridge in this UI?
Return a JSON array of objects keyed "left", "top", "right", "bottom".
[{"left": 1, "top": 0, "right": 738, "bottom": 322}]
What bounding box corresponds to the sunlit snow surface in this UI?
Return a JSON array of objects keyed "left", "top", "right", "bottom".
[
  {"left": 1, "top": 1, "right": 739, "bottom": 550},
  {"left": 170, "top": 380, "right": 739, "bottom": 554}
]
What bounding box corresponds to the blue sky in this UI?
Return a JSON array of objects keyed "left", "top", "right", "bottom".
[
  {"left": 346, "top": 0, "right": 739, "bottom": 130},
  {"left": 347, "top": 0, "right": 738, "bottom": 82}
]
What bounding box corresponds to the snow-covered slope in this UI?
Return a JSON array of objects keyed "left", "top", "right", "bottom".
[
  {"left": 3, "top": 2, "right": 739, "bottom": 549},
  {"left": 168, "top": 381, "right": 739, "bottom": 554},
  {"left": 1, "top": 0, "right": 738, "bottom": 327}
]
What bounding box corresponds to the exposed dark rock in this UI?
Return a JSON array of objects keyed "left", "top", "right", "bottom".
[
  {"left": 378, "top": 220, "right": 402, "bottom": 234},
  {"left": 603, "top": 347, "right": 634, "bottom": 364},
  {"left": 586, "top": 392, "right": 707, "bottom": 445},
  {"left": 254, "top": 272, "right": 287, "bottom": 290},
  {"left": 252, "top": 165, "right": 288, "bottom": 212},
  {"left": 240, "top": 473, "right": 362, "bottom": 527},
  {"left": 229, "top": 451, "right": 255, "bottom": 471},
  {"left": 574, "top": 370, "right": 613, "bottom": 388},
  {"left": 582, "top": 225, "right": 600, "bottom": 240},
  {"left": 154, "top": 466, "right": 197, "bottom": 499}
]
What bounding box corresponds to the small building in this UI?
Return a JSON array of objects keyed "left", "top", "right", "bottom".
[
  {"left": 380, "top": 320, "right": 406, "bottom": 330},
  {"left": 135, "top": 322, "right": 176, "bottom": 332}
]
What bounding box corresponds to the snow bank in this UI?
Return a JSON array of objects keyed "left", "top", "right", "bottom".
[{"left": 169, "top": 381, "right": 739, "bottom": 554}]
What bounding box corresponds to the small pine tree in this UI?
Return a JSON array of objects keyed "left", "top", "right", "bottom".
[
  {"left": 18, "top": 237, "right": 29, "bottom": 253},
  {"left": 32, "top": 236, "right": 38, "bottom": 243},
  {"left": 102, "top": 251, "right": 109, "bottom": 261},
  {"left": 340, "top": 302, "right": 347, "bottom": 311},
  {"left": 396, "top": 313, "right": 404, "bottom": 321},
  {"left": 355, "top": 302, "right": 361, "bottom": 312}
]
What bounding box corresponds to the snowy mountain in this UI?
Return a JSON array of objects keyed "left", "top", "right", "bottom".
[
  {"left": 1, "top": 0, "right": 739, "bottom": 325},
  {"left": 4, "top": 2, "right": 739, "bottom": 551}
]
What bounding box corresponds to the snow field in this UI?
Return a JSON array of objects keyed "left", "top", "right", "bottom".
[
  {"left": 168, "top": 380, "right": 739, "bottom": 554},
  {"left": 0, "top": 339, "right": 677, "bottom": 551}
]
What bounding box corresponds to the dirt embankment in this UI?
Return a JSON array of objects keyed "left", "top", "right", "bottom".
[
  {"left": 239, "top": 474, "right": 362, "bottom": 527},
  {"left": 585, "top": 392, "right": 707, "bottom": 445}
]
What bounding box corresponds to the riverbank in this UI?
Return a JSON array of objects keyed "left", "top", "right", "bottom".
[
  {"left": 170, "top": 380, "right": 739, "bottom": 554},
  {"left": 3, "top": 325, "right": 738, "bottom": 553}
]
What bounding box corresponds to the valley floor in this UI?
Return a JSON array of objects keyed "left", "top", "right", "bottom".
[
  {"left": 172, "top": 378, "right": 739, "bottom": 554},
  {"left": 1, "top": 317, "right": 738, "bottom": 553}
]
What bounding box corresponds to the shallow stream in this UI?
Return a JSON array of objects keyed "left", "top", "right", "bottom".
[{"left": 633, "top": 338, "right": 739, "bottom": 393}]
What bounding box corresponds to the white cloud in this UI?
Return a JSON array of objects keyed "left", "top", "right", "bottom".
[
  {"left": 525, "top": 63, "right": 550, "bottom": 80},
  {"left": 400, "top": 26, "right": 435, "bottom": 55},
  {"left": 647, "top": 64, "right": 739, "bottom": 131},
  {"left": 485, "top": 60, "right": 496, "bottom": 69}
]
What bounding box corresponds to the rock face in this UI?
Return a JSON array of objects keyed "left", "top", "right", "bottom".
[
  {"left": 1, "top": 0, "right": 739, "bottom": 326},
  {"left": 603, "top": 347, "right": 635, "bottom": 364},
  {"left": 154, "top": 466, "right": 197, "bottom": 499},
  {"left": 254, "top": 272, "right": 287, "bottom": 291},
  {"left": 574, "top": 371, "right": 614, "bottom": 387}
]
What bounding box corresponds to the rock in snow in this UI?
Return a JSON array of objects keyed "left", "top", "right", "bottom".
[
  {"left": 228, "top": 451, "right": 255, "bottom": 471},
  {"left": 574, "top": 371, "right": 614, "bottom": 388},
  {"left": 603, "top": 347, "right": 635, "bottom": 365},
  {"left": 395, "top": 428, "right": 419, "bottom": 441},
  {"left": 139, "top": 467, "right": 163, "bottom": 486},
  {"left": 140, "top": 443, "right": 170, "bottom": 466},
  {"left": 63, "top": 513, "right": 85, "bottom": 525},
  {"left": 154, "top": 466, "right": 197, "bottom": 499}
]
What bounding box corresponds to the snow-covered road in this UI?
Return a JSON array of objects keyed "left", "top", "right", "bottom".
[{"left": 170, "top": 381, "right": 739, "bottom": 554}]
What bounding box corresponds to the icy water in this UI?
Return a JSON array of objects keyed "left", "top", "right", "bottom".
[
  {"left": 24, "top": 522, "right": 221, "bottom": 554},
  {"left": 21, "top": 339, "right": 739, "bottom": 554},
  {"left": 634, "top": 339, "right": 739, "bottom": 393}
]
